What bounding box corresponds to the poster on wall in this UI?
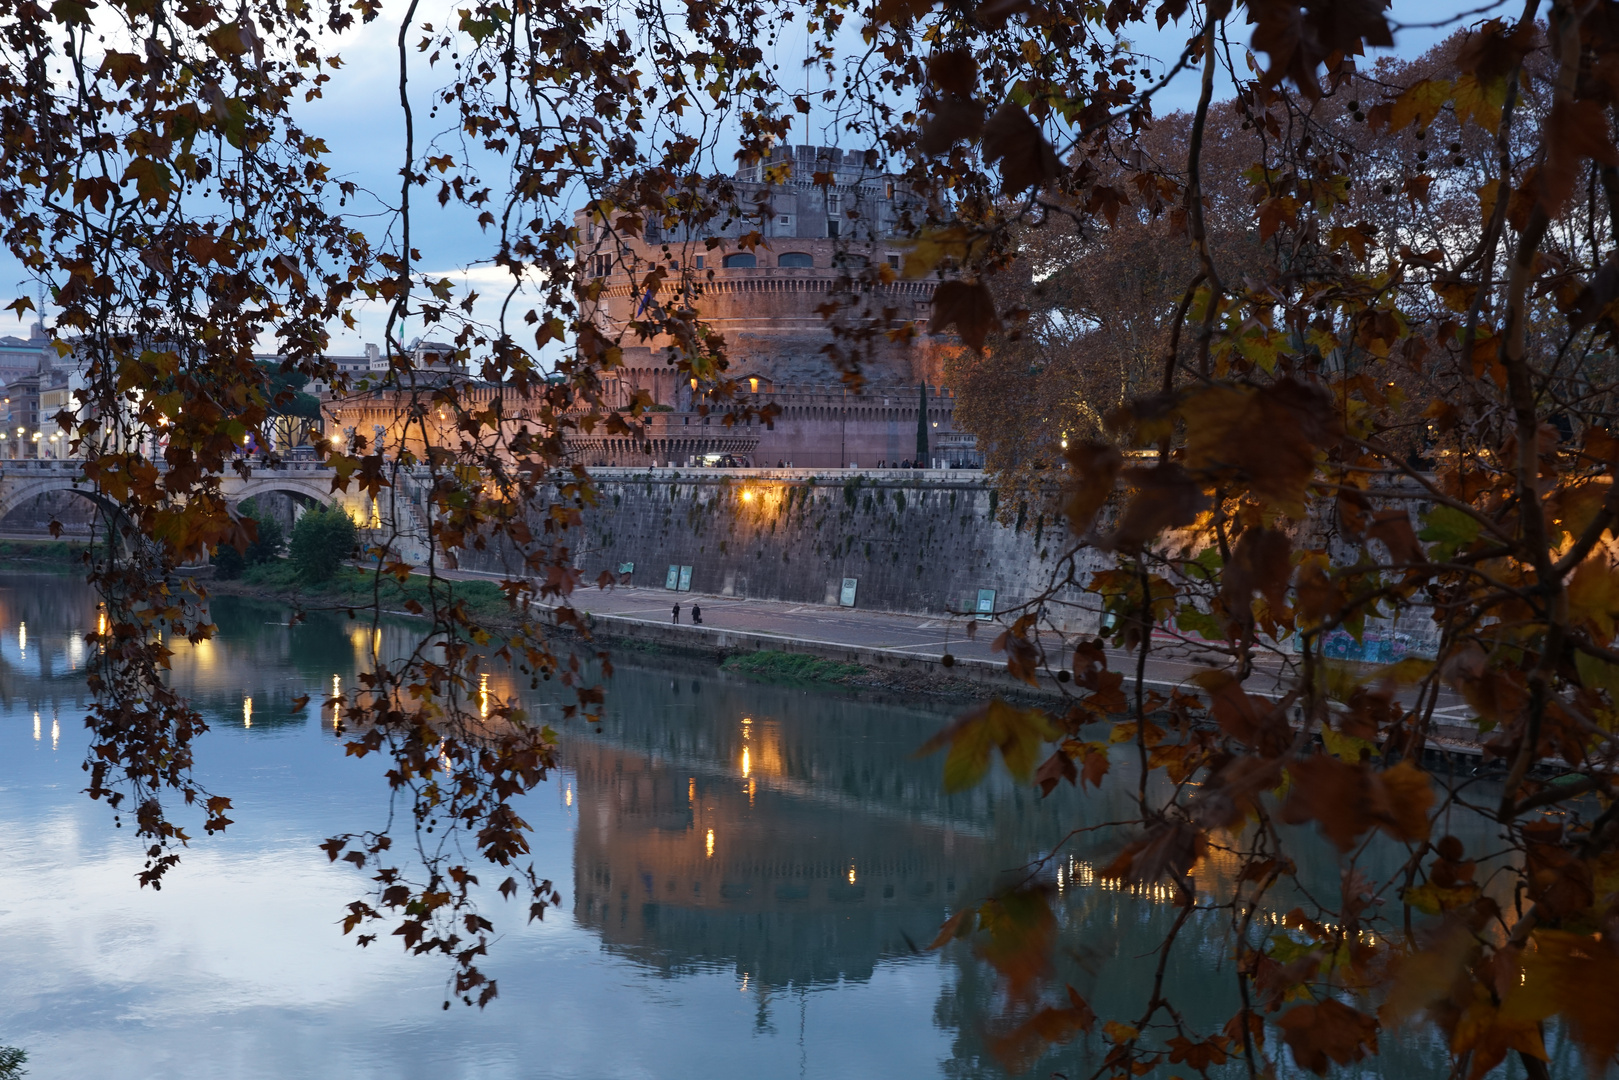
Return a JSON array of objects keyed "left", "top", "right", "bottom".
[
  {"left": 976, "top": 588, "right": 996, "bottom": 620},
  {"left": 678, "top": 565, "right": 693, "bottom": 592},
  {"left": 839, "top": 578, "right": 858, "bottom": 607},
  {"left": 665, "top": 565, "right": 680, "bottom": 590}
]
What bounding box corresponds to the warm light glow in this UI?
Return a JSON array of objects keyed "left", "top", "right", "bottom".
[
  {"left": 740, "top": 490, "right": 753, "bottom": 502},
  {"left": 564, "top": 784, "right": 573, "bottom": 808},
  {"left": 688, "top": 777, "right": 696, "bottom": 803},
  {"left": 705, "top": 829, "right": 715, "bottom": 858},
  {"left": 748, "top": 377, "right": 758, "bottom": 393},
  {"left": 479, "top": 672, "right": 490, "bottom": 719},
  {"left": 689, "top": 377, "right": 698, "bottom": 390},
  {"left": 747, "top": 777, "right": 756, "bottom": 805},
  {"left": 243, "top": 696, "right": 253, "bottom": 728},
  {"left": 741, "top": 747, "right": 751, "bottom": 777},
  {"left": 848, "top": 864, "right": 857, "bottom": 885},
  {"left": 332, "top": 674, "right": 341, "bottom": 724},
  {"left": 97, "top": 612, "right": 107, "bottom": 637}
]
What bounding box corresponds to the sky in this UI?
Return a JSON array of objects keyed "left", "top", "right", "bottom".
[{"left": 0, "top": 0, "right": 1502, "bottom": 352}]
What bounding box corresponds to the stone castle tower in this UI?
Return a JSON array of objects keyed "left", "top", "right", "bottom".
[{"left": 569, "top": 145, "right": 977, "bottom": 469}]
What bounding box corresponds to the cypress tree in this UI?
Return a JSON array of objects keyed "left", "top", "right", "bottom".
[{"left": 915, "top": 381, "right": 929, "bottom": 466}]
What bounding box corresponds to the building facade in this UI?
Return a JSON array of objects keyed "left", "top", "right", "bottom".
[
  {"left": 320, "top": 147, "right": 982, "bottom": 470},
  {"left": 570, "top": 145, "right": 978, "bottom": 468}
]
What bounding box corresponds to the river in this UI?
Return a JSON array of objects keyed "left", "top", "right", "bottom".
[{"left": 0, "top": 572, "right": 1572, "bottom": 1078}]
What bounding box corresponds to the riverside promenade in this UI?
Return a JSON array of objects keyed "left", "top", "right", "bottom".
[{"left": 443, "top": 573, "right": 1487, "bottom": 753}]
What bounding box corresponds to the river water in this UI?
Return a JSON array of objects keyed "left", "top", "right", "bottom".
[{"left": 0, "top": 572, "right": 1568, "bottom": 1078}]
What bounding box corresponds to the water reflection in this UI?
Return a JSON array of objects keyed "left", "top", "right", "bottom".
[{"left": 0, "top": 572, "right": 1577, "bottom": 1079}]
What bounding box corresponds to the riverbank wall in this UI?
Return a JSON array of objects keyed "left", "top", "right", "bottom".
[{"left": 460, "top": 468, "right": 1109, "bottom": 629}]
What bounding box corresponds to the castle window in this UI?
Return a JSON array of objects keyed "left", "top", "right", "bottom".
[
  {"left": 778, "top": 252, "right": 814, "bottom": 268},
  {"left": 826, "top": 219, "right": 840, "bottom": 238},
  {"left": 695, "top": 255, "right": 705, "bottom": 269},
  {"left": 723, "top": 253, "right": 757, "bottom": 268},
  {"left": 887, "top": 253, "right": 901, "bottom": 269}
]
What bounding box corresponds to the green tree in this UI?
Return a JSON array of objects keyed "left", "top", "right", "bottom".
[
  {"left": 289, "top": 509, "right": 357, "bottom": 584},
  {"left": 213, "top": 501, "right": 286, "bottom": 580},
  {"left": 0, "top": 1046, "right": 25, "bottom": 1079},
  {"left": 915, "top": 382, "right": 929, "bottom": 465}
]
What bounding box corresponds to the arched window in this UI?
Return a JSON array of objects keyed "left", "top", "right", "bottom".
[
  {"left": 722, "top": 253, "right": 757, "bottom": 268},
  {"left": 777, "top": 252, "right": 814, "bottom": 268}
]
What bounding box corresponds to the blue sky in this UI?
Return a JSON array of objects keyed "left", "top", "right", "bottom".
[{"left": 0, "top": 0, "right": 1495, "bottom": 352}]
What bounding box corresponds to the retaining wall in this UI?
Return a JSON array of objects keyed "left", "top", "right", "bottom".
[{"left": 464, "top": 467, "right": 1108, "bottom": 626}]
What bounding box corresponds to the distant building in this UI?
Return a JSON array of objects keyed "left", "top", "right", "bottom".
[
  {"left": 569, "top": 145, "right": 980, "bottom": 469},
  {"left": 318, "top": 147, "right": 983, "bottom": 470},
  {"left": 0, "top": 323, "right": 50, "bottom": 388}
]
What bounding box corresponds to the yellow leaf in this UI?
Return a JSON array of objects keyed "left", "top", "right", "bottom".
[
  {"left": 1388, "top": 78, "right": 1452, "bottom": 131},
  {"left": 1451, "top": 73, "right": 1506, "bottom": 133}
]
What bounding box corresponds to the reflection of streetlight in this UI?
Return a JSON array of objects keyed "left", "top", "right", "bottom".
[{"left": 705, "top": 829, "right": 715, "bottom": 858}]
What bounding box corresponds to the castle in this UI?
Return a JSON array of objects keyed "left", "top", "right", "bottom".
[
  {"left": 567, "top": 144, "right": 978, "bottom": 469},
  {"left": 318, "top": 146, "right": 979, "bottom": 469}
]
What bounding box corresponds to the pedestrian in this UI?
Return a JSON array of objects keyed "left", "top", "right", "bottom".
[
  {"left": 672, "top": 602, "right": 680, "bottom": 623},
  {"left": 692, "top": 604, "right": 702, "bottom": 625}
]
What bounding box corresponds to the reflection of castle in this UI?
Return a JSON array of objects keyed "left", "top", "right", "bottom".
[
  {"left": 570, "top": 146, "right": 980, "bottom": 469},
  {"left": 564, "top": 665, "right": 1074, "bottom": 987}
]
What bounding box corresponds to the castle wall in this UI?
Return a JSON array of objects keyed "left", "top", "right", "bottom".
[{"left": 461, "top": 468, "right": 1106, "bottom": 625}]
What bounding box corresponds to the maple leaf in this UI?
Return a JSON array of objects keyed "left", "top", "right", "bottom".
[
  {"left": 1278, "top": 999, "right": 1379, "bottom": 1074},
  {"left": 917, "top": 700, "right": 1057, "bottom": 791}
]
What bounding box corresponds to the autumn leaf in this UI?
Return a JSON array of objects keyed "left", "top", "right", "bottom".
[
  {"left": 1385, "top": 78, "right": 1451, "bottom": 131},
  {"left": 1278, "top": 998, "right": 1379, "bottom": 1074},
  {"left": 929, "top": 280, "right": 1001, "bottom": 352},
  {"left": 918, "top": 700, "right": 1057, "bottom": 791},
  {"left": 987, "top": 986, "right": 1095, "bottom": 1072},
  {"left": 982, "top": 103, "right": 1059, "bottom": 194}
]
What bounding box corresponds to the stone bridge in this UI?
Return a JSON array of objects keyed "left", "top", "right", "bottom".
[
  {"left": 0, "top": 458, "right": 357, "bottom": 522},
  {"left": 0, "top": 459, "right": 438, "bottom": 565}
]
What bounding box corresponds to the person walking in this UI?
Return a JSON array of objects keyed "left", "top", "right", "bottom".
[
  {"left": 671, "top": 602, "right": 680, "bottom": 623},
  {"left": 691, "top": 605, "right": 702, "bottom": 625}
]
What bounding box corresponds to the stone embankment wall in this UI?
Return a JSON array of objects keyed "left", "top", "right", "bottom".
[{"left": 464, "top": 467, "right": 1108, "bottom": 626}]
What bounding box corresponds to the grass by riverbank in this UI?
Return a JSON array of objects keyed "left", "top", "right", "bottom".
[
  {"left": 721, "top": 650, "right": 868, "bottom": 685},
  {"left": 0, "top": 538, "right": 98, "bottom": 570},
  {"left": 224, "top": 561, "right": 515, "bottom": 623}
]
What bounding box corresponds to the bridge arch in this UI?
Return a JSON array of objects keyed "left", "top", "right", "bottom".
[{"left": 0, "top": 467, "right": 139, "bottom": 554}]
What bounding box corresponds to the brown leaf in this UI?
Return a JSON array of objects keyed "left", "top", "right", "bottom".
[
  {"left": 1282, "top": 754, "right": 1433, "bottom": 852},
  {"left": 919, "top": 95, "right": 986, "bottom": 155},
  {"left": 929, "top": 280, "right": 1001, "bottom": 351},
  {"left": 1221, "top": 526, "right": 1293, "bottom": 619},
  {"left": 987, "top": 986, "right": 1096, "bottom": 1073},
  {"left": 926, "top": 49, "right": 977, "bottom": 96},
  {"left": 1455, "top": 18, "right": 1535, "bottom": 86},
  {"left": 1181, "top": 377, "right": 1342, "bottom": 513},
  {"left": 1366, "top": 509, "right": 1424, "bottom": 566},
  {"left": 1246, "top": 0, "right": 1391, "bottom": 100},
  {"left": 1100, "top": 819, "right": 1206, "bottom": 886},
  {"left": 1104, "top": 463, "right": 1209, "bottom": 550},
  {"left": 1278, "top": 999, "right": 1379, "bottom": 1074},
  {"left": 1062, "top": 441, "right": 1122, "bottom": 535},
  {"left": 982, "top": 103, "right": 1059, "bottom": 195},
  {"left": 1544, "top": 99, "right": 1619, "bottom": 215},
  {"left": 1512, "top": 930, "right": 1619, "bottom": 1068},
  {"left": 975, "top": 887, "right": 1057, "bottom": 999}
]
